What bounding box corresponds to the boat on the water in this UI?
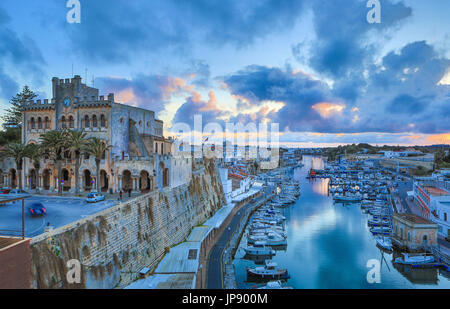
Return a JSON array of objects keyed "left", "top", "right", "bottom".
[
  {"left": 333, "top": 195, "right": 362, "bottom": 202},
  {"left": 246, "top": 261, "right": 289, "bottom": 280},
  {"left": 394, "top": 253, "right": 434, "bottom": 265},
  {"left": 244, "top": 241, "right": 276, "bottom": 256},
  {"left": 257, "top": 280, "right": 293, "bottom": 289},
  {"left": 375, "top": 236, "right": 393, "bottom": 251}
]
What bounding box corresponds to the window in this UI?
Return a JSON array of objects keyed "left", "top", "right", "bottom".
[
  {"left": 45, "top": 117, "right": 50, "bottom": 129},
  {"left": 445, "top": 213, "right": 447, "bottom": 222},
  {"left": 31, "top": 117, "right": 35, "bottom": 129},
  {"left": 61, "top": 116, "right": 66, "bottom": 128},
  {"left": 100, "top": 114, "right": 106, "bottom": 127},
  {"left": 92, "top": 115, "right": 97, "bottom": 127},
  {"left": 84, "top": 115, "right": 90, "bottom": 128},
  {"left": 69, "top": 116, "right": 74, "bottom": 128},
  {"left": 101, "top": 150, "right": 106, "bottom": 160},
  {"left": 37, "top": 117, "right": 42, "bottom": 129},
  {"left": 155, "top": 143, "right": 158, "bottom": 153}
]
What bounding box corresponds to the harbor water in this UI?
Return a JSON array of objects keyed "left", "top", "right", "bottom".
[{"left": 233, "top": 156, "right": 450, "bottom": 289}]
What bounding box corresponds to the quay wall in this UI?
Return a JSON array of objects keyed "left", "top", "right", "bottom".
[{"left": 29, "top": 159, "right": 226, "bottom": 289}]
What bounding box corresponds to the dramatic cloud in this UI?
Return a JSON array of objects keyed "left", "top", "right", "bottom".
[
  {"left": 172, "top": 90, "right": 227, "bottom": 126},
  {"left": 63, "top": 0, "right": 306, "bottom": 63},
  {"left": 96, "top": 74, "right": 194, "bottom": 114},
  {"left": 0, "top": 6, "right": 45, "bottom": 100}
]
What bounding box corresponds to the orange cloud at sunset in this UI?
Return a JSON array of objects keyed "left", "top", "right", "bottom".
[
  {"left": 311, "top": 102, "right": 345, "bottom": 118},
  {"left": 425, "top": 133, "right": 450, "bottom": 144}
]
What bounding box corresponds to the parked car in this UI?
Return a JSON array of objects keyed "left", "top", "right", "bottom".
[
  {"left": 9, "top": 189, "right": 29, "bottom": 195},
  {"left": 28, "top": 202, "right": 46, "bottom": 217},
  {"left": 86, "top": 192, "right": 105, "bottom": 203},
  {"left": 0, "top": 188, "right": 11, "bottom": 194}
]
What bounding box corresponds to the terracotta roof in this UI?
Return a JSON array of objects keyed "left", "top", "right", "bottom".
[{"left": 394, "top": 213, "right": 435, "bottom": 225}]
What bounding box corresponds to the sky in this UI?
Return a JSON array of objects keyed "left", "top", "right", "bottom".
[{"left": 0, "top": 0, "right": 450, "bottom": 147}]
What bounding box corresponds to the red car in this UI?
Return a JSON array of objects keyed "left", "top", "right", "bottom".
[{"left": 0, "top": 188, "right": 11, "bottom": 194}]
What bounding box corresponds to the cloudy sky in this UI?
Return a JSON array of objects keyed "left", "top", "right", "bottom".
[{"left": 1, "top": 0, "right": 450, "bottom": 147}]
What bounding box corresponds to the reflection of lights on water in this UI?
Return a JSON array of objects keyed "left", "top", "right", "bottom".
[
  {"left": 291, "top": 208, "right": 339, "bottom": 239},
  {"left": 312, "top": 179, "right": 330, "bottom": 196}
]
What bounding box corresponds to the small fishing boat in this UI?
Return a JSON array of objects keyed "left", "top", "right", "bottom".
[
  {"left": 244, "top": 241, "right": 276, "bottom": 256},
  {"left": 375, "top": 236, "right": 393, "bottom": 251},
  {"left": 370, "top": 226, "right": 392, "bottom": 235},
  {"left": 394, "top": 253, "right": 435, "bottom": 265},
  {"left": 247, "top": 261, "right": 289, "bottom": 280}
]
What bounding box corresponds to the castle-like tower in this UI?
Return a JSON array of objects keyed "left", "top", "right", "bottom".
[{"left": 1, "top": 76, "right": 192, "bottom": 194}]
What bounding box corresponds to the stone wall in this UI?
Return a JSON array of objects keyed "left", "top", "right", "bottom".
[{"left": 29, "top": 159, "right": 226, "bottom": 289}]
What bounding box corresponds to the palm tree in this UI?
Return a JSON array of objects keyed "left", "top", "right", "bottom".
[
  {"left": 1, "top": 143, "right": 29, "bottom": 190},
  {"left": 40, "top": 129, "right": 70, "bottom": 195},
  {"left": 86, "top": 137, "right": 111, "bottom": 193},
  {"left": 26, "top": 143, "right": 43, "bottom": 193},
  {"left": 67, "top": 130, "right": 89, "bottom": 195}
]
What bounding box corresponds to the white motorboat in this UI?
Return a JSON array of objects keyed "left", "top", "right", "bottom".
[
  {"left": 244, "top": 241, "right": 276, "bottom": 256},
  {"left": 247, "top": 261, "right": 290, "bottom": 280},
  {"left": 257, "top": 281, "right": 293, "bottom": 289}
]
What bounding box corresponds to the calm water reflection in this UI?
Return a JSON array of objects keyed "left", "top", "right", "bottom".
[{"left": 233, "top": 156, "right": 450, "bottom": 289}]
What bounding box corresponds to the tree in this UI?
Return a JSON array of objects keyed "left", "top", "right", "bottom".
[
  {"left": 40, "top": 129, "right": 70, "bottom": 195},
  {"left": 26, "top": 143, "right": 43, "bottom": 193},
  {"left": 434, "top": 149, "right": 446, "bottom": 165},
  {"left": 86, "top": 137, "right": 111, "bottom": 193},
  {"left": 67, "top": 130, "right": 89, "bottom": 195},
  {"left": 0, "top": 143, "right": 29, "bottom": 190},
  {"left": 2, "top": 86, "right": 37, "bottom": 128}
]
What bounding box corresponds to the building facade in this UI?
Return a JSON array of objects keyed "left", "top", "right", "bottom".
[
  {"left": 392, "top": 213, "right": 438, "bottom": 250},
  {"left": 1, "top": 76, "right": 192, "bottom": 193}
]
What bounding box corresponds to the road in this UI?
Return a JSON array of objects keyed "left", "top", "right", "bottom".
[
  {"left": 206, "top": 186, "right": 272, "bottom": 289},
  {"left": 0, "top": 195, "right": 118, "bottom": 237}
]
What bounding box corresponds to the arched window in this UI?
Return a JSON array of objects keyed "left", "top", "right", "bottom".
[
  {"left": 84, "top": 115, "right": 90, "bottom": 128},
  {"left": 61, "top": 116, "right": 66, "bottom": 128},
  {"left": 155, "top": 143, "right": 158, "bottom": 153},
  {"left": 45, "top": 117, "right": 50, "bottom": 129},
  {"left": 69, "top": 116, "right": 74, "bottom": 128},
  {"left": 101, "top": 150, "right": 106, "bottom": 160},
  {"left": 37, "top": 117, "right": 42, "bottom": 129},
  {"left": 31, "top": 117, "right": 35, "bottom": 129},
  {"left": 100, "top": 114, "right": 106, "bottom": 127},
  {"left": 92, "top": 115, "right": 97, "bottom": 127}
]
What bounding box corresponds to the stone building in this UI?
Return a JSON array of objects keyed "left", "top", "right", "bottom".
[
  {"left": 392, "top": 213, "right": 438, "bottom": 250},
  {"left": 0, "top": 76, "right": 192, "bottom": 193}
]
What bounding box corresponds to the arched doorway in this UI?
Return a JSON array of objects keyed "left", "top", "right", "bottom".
[
  {"left": 139, "top": 170, "right": 150, "bottom": 192},
  {"left": 62, "top": 169, "right": 71, "bottom": 191},
  {"left": 122, "top": 170, "right": 132, "bottom": 191},
  {"left": 422, "top": 235, "right": 428, "bottom": 247},
  {"left": 29, "top": 169, "right": 37, "bottom": 189},
  {"left": 83, "top": 170, "right": 92, "bottom": 191},
  {"left": 43, "top": 169, "right": 51, "bottom": 190},
  {"left": 9, "top": 169, "right": 17, "bottom": 188},
  {"left": 160, "top": 163, "right": 169, "bottom": 188},
  {"left": 100, "top": 170, "right": 108, "bottom": 192}
]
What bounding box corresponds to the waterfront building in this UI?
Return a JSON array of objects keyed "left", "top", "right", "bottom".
[
  {"left": 392, "top": 213, "right": 438, "bottom": 250},
  {"left": 0, "top": 76, "right": 192, "bottom": 193}
]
